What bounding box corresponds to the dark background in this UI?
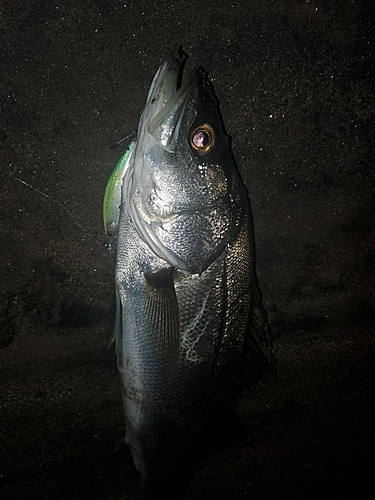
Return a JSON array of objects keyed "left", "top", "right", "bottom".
[{"left": 1, "top": 1, "right": 374, "bottom": 498}]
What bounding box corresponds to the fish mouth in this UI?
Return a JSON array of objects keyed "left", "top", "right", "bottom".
[{"left": 138, "top": 50, "right": 199, "bottom": 152}]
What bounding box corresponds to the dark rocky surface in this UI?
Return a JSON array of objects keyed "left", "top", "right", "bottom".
[{"left": 1, "top": 1, "right": 374, "bottom": 498}]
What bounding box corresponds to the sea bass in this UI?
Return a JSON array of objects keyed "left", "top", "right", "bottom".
[{"left": 105, "top": 52, "right": 268, "bottom": 498}]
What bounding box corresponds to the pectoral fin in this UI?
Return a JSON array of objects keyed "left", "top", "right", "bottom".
[
  {"left": 143, "top": 268, "right": 180, "bottom": 359},
  {"left": 235, "top": 324, "right": 270, "bottom": 399}
]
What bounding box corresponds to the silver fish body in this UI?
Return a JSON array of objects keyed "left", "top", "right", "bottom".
[{"left": 113, "top": 53, "right": 268, "bottom": 498}]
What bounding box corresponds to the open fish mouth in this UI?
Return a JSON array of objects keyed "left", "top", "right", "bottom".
[{"left": 139, "top": 50, "right": 199, "bottom": 153}]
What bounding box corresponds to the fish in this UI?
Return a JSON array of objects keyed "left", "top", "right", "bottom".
[{"left": 104, "top": 50, "right": 269, "bottom": 499}]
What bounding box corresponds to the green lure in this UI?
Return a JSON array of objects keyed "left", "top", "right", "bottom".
[{"left": 103, "top": 141, "right": 135, "bottom": 239}]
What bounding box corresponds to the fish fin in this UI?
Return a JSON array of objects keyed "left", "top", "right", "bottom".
[
  {"left": 114, "top": 285, "right": 125, "bottom": 372},
  {"left": 236, "top": 322, "right": 270, "bottom": 396},
  {"left": 143, "top": 268, "right": 180, "bottom": 359},
  {"left": 100, "top": 437, "right": 133, "bottom": 468},
  {"left": 106, "top": 333, "right": 115, "bottom": 349}
]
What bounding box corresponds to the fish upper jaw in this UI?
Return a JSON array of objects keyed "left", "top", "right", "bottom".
[
  {"left": 137, "top": 53, "right": 202, "bottom": 154},
  {"left": 147, "top": 74, "right": 198, "bottom": 153}
]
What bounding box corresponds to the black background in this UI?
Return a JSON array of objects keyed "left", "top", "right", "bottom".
[{"left": 1, "top": 1, "right": 374, "bottom": 498}]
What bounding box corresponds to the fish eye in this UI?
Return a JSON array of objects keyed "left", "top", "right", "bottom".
[
  {"left": 106, "top": 222, "right": 117, "bottom": 238},
  {"left": 190, "top": 124, "right": 215, "bottom": 154}
]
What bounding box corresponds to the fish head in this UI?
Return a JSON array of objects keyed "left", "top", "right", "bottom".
[{"left": 125, "top": 53, "right": 248, "bottom": 274}]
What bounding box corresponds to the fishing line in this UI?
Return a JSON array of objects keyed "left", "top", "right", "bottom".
[{"left": 6, "top": 172, "right": 106, "bottom": 248}]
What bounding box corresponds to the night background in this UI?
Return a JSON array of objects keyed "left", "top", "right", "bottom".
[{"left": 0, "top": 1, "right": 374, "bottom": 498}]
